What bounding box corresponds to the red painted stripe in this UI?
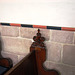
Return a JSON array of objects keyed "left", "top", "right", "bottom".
[
  {"left": 10, "top": 23, "right": 21, "bottom": 27},
  {"left": 33, "top": 25, "right": 47, "bottom": 29},
  {"left": 62, "top": 27, "right": 75, "bottom": 31}
]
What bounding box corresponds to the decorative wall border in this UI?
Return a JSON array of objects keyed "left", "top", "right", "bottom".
[{"left": 0, "top": 23, "right": 75, "bottom": 31}]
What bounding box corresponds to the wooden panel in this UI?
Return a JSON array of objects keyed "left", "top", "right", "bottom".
[{"left": 0, "top": 58, "right": 12, "bottom": 68}]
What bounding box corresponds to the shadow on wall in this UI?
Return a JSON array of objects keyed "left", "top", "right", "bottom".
[
  {"left": 0, "top": 33, "right": 3, "bottom": 58},
  {"left": 0, "top": 33, "right": 13, "bottom": 65}
]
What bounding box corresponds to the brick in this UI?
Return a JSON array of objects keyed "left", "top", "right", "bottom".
[
  {"left": 20, "top": 27, "right": 50, "bottom": 41},
  {"left": 1, "top": 51, "right": 18, "bottom": 66},
  {"left": 0, "top": 26, "right": 2, "bottom": 33},
  {"left": 47, "top": 62, "right": 75, "bottom": 75},
  {"left": 63, "top": 45, "right": 75, "bottom": 66},
  {"left": 45, "top": 42, "right": 62, "bottom": 63},
  {"left": 1, "top": 26, "right": 19, "bottom": 37},
  {"left": 51, "top": 30, "right": 74, "bottom": 44},
  {"left": 1, "top": 36, "right": 32, "bottom": 54}
]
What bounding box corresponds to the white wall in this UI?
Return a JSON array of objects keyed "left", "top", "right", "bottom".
[{"left": 0, "top": 0, "right": 75, "bottom": 27}]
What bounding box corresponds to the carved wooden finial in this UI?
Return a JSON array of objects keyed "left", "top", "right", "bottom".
[
  {"left": 30, "top": 29, "right": 45, "bottom": 51},
  {"left": 38, "top": 29, "right": 40, "bottom": 33}
]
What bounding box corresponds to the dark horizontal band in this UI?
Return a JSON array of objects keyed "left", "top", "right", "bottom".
[{"left": 0, "top": 22, "right": 75, "bottom": 31}]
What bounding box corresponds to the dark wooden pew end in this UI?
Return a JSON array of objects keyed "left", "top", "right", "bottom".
[
  {"left": 0, "top": 58, "right": 13, "bottom": 75},
  {"left": 4, "top": 29, "right": 60, "bottom": 75}
]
